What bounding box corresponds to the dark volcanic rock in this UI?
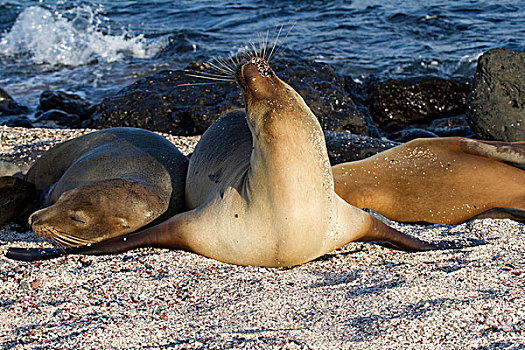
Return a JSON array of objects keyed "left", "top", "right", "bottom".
[
  {"left": 37, "top": 90, "right": 94, "bottom": 119},
  {"left": 3, "top": 116, "right": 33, "bottom": 128},
  {"left": 91, "top": 58, "right": 377, "bottom": 136},
  {"left": 372, "top": 77, "right": 470, "bottom": 132},
  {"left": 389, "top": 128, "right": 438, "bottom": 142},
  {"left": 34, "top": 109, "right": 82, "bottom": 128},
  {"left": 91, "top": 70, "right": 242, "bottom": 135},
  {"left": 466, "top": 48, "right": 525, "bottom": 141},
  {"left": 428, "top": 116, "right": 474, "bottom": 137},
  {"left": 0, "top": 88, "right": 30, "bottom": 116},
  {"left": 324, "top": 131, "right": 399, "bottom": 165}
]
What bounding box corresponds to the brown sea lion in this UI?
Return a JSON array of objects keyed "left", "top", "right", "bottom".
[
  {"left": 1, "top": 127, "right": 188, "bottom": 246},
  {"left": 7, "top": 58, "right": 473, "bottom": 265},
  {"left": 332, "top": 137, "right": 525, "bottom": 224}
]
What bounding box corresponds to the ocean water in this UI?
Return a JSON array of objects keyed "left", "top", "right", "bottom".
[{"left": 0, "top": 0, "right": 524, "bottom": 109}]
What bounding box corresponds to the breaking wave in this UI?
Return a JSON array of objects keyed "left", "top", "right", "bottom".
[{"left": 0, "top": 5, "right": 162, "bottom": 67}]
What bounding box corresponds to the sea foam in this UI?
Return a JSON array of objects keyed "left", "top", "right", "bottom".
[{"left": 0, "top": 5, "right": 162, "bottom": 67}]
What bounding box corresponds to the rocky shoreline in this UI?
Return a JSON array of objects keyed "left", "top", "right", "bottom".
[{"left": 2, "top": 48, "right": 524, "bottom": 154}]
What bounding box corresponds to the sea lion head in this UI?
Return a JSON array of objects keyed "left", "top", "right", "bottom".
[
  {"left": 235, "top": 56, "right": 317, "bottom": 137},
  {"left": 29, "top": 178, "right": 168, "bottom": 247},
  {"left": 0, "top": 176, "right": 38, "bottom": 225}
]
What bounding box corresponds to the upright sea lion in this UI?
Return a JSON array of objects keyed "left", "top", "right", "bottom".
[
  {"left": 332, "top": 137, "right": 525, "bottom": 224},
  {"left": 7, "top": 57, "right": 469, "bottom": 266},
  {"left": 1, "top": 127, "right": 188, "bottom": 245}
]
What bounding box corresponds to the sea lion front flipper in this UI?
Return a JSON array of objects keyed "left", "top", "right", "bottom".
[
  {"left": 5, "top": 247, "right": 69, "bottom": 261},
  {"left": 469, "top": 207, "right": 525, "bottom": 222}
]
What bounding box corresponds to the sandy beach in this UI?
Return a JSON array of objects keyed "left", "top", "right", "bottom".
[{"left": 1, "top": 127, "right": 524, "bottom": 349}]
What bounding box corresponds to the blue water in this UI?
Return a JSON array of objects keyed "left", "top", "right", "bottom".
[{"left": 1, "top": 0, "right": 524, "bottom": 109}]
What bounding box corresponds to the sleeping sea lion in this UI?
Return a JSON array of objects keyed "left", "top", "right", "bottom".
[
  {"left": 332, "top": 137, "right": 525, "bottom": 224},
  {"left": 1, "top": 127, "right": 188, "bottom": 245}
]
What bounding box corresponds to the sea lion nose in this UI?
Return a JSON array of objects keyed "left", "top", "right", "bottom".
[{"left": 28, "top": 212, "right": 40, "bottom": 226}]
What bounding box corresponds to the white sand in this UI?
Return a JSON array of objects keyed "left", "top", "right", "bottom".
[{"left": 1, "top": 127, "right": 524, "bottom": 349}]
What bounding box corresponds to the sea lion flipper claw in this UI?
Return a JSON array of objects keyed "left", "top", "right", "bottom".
[{"left": 5, "top": 247, "right": 68, "bottom": 261}]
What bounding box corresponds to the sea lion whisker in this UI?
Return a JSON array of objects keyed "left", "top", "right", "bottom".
[
  {"left": 209, "top": 59, "right": 235, "bottom": 76},
  {"left": 179, "top": 81, "right": 231, "bottom": 86},
  {"left": 60, "top": 232, "right": 89, "bottom": 245},
  {"left": 268, "top": 23, "right": 295, "bottom": 62},
  {"left": 236, "top": 50, "right": 251, "bottom": 64},
  {"left": 209, "top": 58, "right": 235, "bottom": 75},
  {"left": 41, "top": 232, "right": 60, "bottom": 247},
  {"left": 217, "top": 55, "right": 237, "bottom": 72},
  {"left": 187, "top": 70, "right": 232, "bottom": 79},
  {"left": 229, "top": 55, "right": 238, "bottom": 68},
  {"left": 249, "top": 41, "right": 259, "bottom": 60},
  {"left": 185, "top": 73, "right": 235, "bottom": 82},
  {"left": 56, "top": 234, "right": 83, "bottom": 248},
  {"left": 47, "top": 229, "right": 71, "bottom": 244},
  {"left": 229, "top": 56, "right": 240, "bottom": 71},
  {"left": 230, "top": 52, "right": 245, "bottom": 68},
  {"left": 46, "top": 226, "right": 88, "bottom": 247},
  {"left": 49, "top": 234, "right": 69, "bottom": 248},
  {"left": 257, "top": 32, "right": 264, "bottom": 58},
  {"left": 53, "top": 229, "right": 91, "bottom": 245},
  {"left": 267, "top": 25, "right": 284, "bottom": 62},
  {"left": 42, "top": 226, "right": 58, "bottom": 240},
  {"left": 262, "top": 30, "right": 270, "bottom": 61},
  {"left": 50, "top": 238, "right": 68, "bottom": 253}
]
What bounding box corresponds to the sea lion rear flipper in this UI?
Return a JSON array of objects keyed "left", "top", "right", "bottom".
[
  {"left": 5, "top": 247, "right": 68, "bottom": 261},
  {"left": 460, "top": 139, "right": 525, "bottom": 169},
  {"left": 334, "top": 197, "right": 448, "bottom": 252},
  {"left": 356, "top": 211, "right": 485, "bottom": 252},
  {"left": 469, "top": 207, "right": 525, "bottom": 222}
]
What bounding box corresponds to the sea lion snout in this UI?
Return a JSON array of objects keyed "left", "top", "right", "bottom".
[
  {"left": 235, "top": 57, "right": 274, "bottom": 97},
  {"left": 28, "top": 212, "right": 40, "bottom": 226}
]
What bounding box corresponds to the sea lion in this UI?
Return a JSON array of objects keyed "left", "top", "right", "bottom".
[
  {"left": 7, "top": 57, "right": 470, "bottom": 265},
  {"left": 1, "top": 127, "right": 188, "bottom": 245},
  {"left": 0, "top": 176, "right": 38, "bottom": 225},
  {"left": 332, "top": 137, "right": 525, "bottom": 224}
]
